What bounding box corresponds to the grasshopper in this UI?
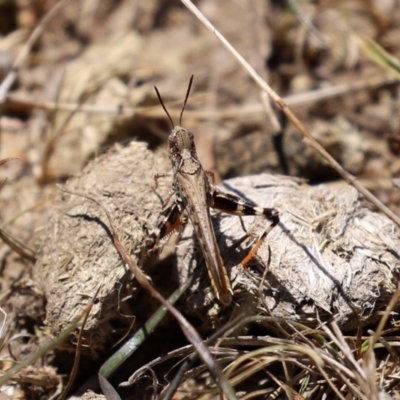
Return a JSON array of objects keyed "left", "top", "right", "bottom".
[{"left": 146, "top": 76, "right": 279, "bottom": 305}]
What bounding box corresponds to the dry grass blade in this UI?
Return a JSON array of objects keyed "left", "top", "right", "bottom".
[
  {"left": 102, "top": 305, "right": 400, "bottom": 399},
  {"left": 355, "top": 34, "right": 400, "bottom": 79},
  {"left": 177, "top": 310, "right": 398, "bottom": 399},
  {"left": 0, "top": 0, "right": 72, "bottom": 103},
  {"left": 286, "top": 0, "right": 326, "bottom": 49},
  {"left": 0, "top": 228, "right": 36, "bottom": 261},
  {"left": 58, "top": 287, "right": 100, "bottom": 400},
  {"left": 363, "top": 284, "right": 400, "bottom": 398},
  {"left": 283, "top": 72, "right": 396, "bottom": 106},
  {"left": 180, "top": 0, "right": 400, "bottom": 228},
  {"left": 0, "top": 307, "right": 6, "bottom": 336},
  {"left": 0, "top": 158, "right": 36, "bottom": 261},
  {"left": 99, "top": 278, "right": 193, "bottom": 400},
  {"left": 5, "top": 70, "right": 395, "bottom": 121},
  {"left": 370, "top": 284, "right": 400, "bottom": 350},
  {"left": 0, "top": 298, "right": 93, "bottom": 387},
  {"left": 59, "top": 186, "right": 238, "bottom": 400},
  {"left": 321, "top": 324, "right": 368, "bottom": 398},
  {"left": 266, "top": 370, "right": 305, "bottom": 400},
  {"left": 161, "top": 314, "right": 246, "bottom": 400}
]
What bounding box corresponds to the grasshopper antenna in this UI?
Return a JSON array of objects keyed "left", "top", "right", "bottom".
[
  {"left": 179, "top": 75, "right": 194, "bottom": 127},
  {"left": 154, "top": 85, "right": 174, "bottom": 130}
]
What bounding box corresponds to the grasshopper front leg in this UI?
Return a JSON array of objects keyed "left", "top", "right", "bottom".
[{"left": 145, "top": 196, "right": 185, "bottom": 252}]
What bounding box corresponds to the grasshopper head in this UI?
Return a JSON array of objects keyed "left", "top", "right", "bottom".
[
  {"left": 169, "top": 126, "right": 197, "bottom": 160},
  {"left": 170, "top": 126, "right": 194, "bottom": 151},
  {"left": 169, "top": 126, "right": 200, "bottom": 174}
]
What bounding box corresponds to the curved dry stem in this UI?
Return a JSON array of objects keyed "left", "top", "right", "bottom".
[
  {"left": 0, "top": 0, "right": 72, "bottom": 102},
  {"left": 59, "top": 186, "right": 238, "bottom": 400},
  {"left": 180, "top": 0, "right": 400, "bottom": 228}
]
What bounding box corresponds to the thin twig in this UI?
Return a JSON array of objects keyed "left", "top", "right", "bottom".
[
  {"left": 6, "top": 71, "right": 395, "bottom": 118},
  {"left": 180, "top": 0, "right": 400, "bottom": 228},
  {"left": 0, "top": 298, "right": 92, "bottom": 387},
  {"left": 58, "top": 287, "right": 100, "bottom": 400},
  {"left": 59, "top": 186, "right": 238, "bottom": 400},
  {"left": 286, "top": 0, "right": 326, "bottom": 49},
  {"left": 0, "top": 0, "right": 72, "bottom": 103}
]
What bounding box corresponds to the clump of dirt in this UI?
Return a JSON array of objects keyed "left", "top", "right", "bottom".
[
  {"left": 35, "top": 139, "right": 400, "bottom": 367},
  {"left": 34, "top": 141, "right": 170, "bottom": 356},
  {"left": 177, "top": 174, "right": 400, "bottom": 330}
]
